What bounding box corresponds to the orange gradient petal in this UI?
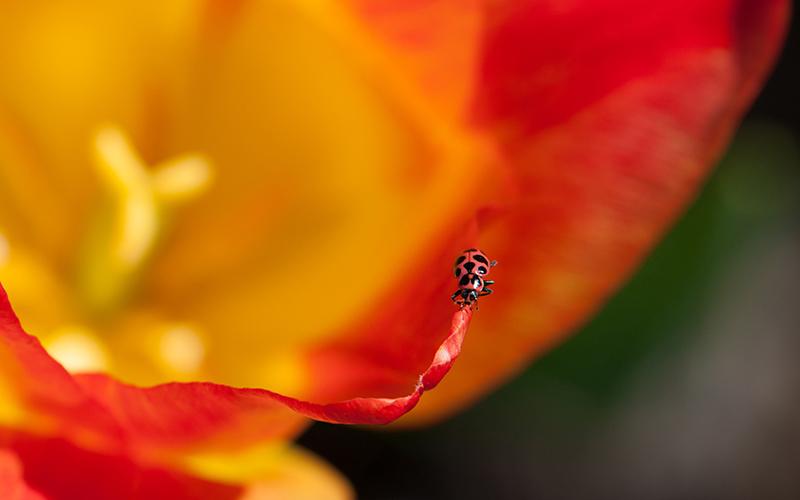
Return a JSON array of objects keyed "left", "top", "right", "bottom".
[{"left": 392, "top": 0, "right": 790, "bottom": 422}]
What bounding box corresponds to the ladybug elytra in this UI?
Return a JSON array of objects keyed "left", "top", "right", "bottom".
[{"left": 451, "top": 248, "right": 496, "bottom": 307}]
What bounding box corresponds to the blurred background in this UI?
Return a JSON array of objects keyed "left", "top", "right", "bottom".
[{"left": 298, "top": 11, "right": 800, "bottom": 500}]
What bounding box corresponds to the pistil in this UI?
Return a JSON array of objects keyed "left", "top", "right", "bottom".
[{"left": 77, "top": 125, "right": 211, "bottom": 316}]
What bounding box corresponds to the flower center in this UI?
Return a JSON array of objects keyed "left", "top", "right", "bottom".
[
  {"left": 0, "top": 125, "right": 214, "bottom": 379},
  {"left": 0, "top": 0, "right": 494, "bottom": 391},
  {"left": 76, "top": 125, "right": 212, "bottom": 316}
]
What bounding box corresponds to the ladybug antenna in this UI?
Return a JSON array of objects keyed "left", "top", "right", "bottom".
[{"left": 490, "top": 260, "right": 498, "bottom": 267}]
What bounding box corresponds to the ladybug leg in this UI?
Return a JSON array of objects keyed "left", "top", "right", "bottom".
[
  {"left": 451, "top": 290, "right": 461, "bottom": 302},
  {"left": 484, "top": 280, "right": 494, "bottom": 285},
  {"left": 479, "top": 288, "right": 493, "bottom": 297},
  {"left": 468, "top": 290, "right": 480, "bottom": 310}
]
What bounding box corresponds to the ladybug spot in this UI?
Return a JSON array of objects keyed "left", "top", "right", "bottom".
[
  {"left": 473, "top": 254, "right": 489, "bottom": 265},
  {"left": 464, "top": 262, "right": 475, "bottom": 272},
  {"left": 454, "top": 268, "right": 462, "bottom": 278},
  {"left": 459, "top": 275, "right": 471, "bottom": 286},
  {"left": 455, "top": 255, "right": 466, "bottom": 266},
  {"left": 477, "top": 266, "right": 487, "bottom": 275}
]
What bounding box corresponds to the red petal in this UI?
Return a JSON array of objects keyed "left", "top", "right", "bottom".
[
  {"left": 0, "top": 284, "right": 471, "bottom": 456},
  {"left": 0, "top": 448, "right": 45, "bottom": 500},
  {"left": 0, "top": 432, "right": 353, "bottom": 500},
  {"left": 321, "top": 0, "right": 791, "bottom": 424},
  {"left": 408, "top": 0, "right": 791, "bottom": 422},
  {"left": 0, "top": 434, "right": 242, "bottom": 500}
]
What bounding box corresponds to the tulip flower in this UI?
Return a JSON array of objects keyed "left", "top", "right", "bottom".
[{"left": 0, "top": 0, "right": 788, "bottom": 497}]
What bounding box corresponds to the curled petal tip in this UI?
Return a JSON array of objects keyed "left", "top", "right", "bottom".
[
  {"left": 0, "top": 286, "right": 473, "bottom": 457},
  {"left": 261, "top": 306, "right": 473, "bottom": 425},
  {"left": 421, "top": 307, "right": 472, "bottom": 391}
]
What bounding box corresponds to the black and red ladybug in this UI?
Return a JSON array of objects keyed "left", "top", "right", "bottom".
[{"left": 451, "top": 248, "right": 496, "bottom": 307}]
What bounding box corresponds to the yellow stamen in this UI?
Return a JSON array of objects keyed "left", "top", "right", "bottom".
[
  {"left": 158, "top": 324, "right": 206, "bottom": 377},
  {"left": 44, "top": 325, "right": 108, "bottom": 372},
  {"left": 152, "top": 154, "right": 213, "bottom": 204},
  {"left": 92, "top": 126, "right": 157, "bottom": 268},
  {"left": 77, "top": 125, "right": 212, "bottom": 314}
]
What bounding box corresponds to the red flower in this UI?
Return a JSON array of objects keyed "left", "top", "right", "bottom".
[{"left": 0, "top": 0, "right": 789, "bottom": 497}]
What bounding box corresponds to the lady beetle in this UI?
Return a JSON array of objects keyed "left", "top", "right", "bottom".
[{"left": 451, "top": 248, "right": 496, "bottom": 307}]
